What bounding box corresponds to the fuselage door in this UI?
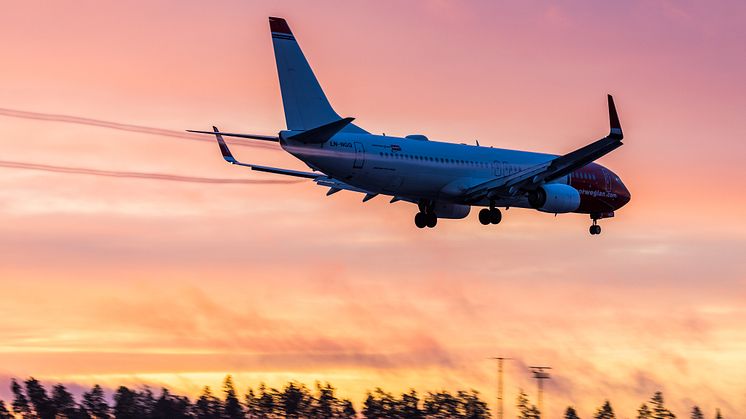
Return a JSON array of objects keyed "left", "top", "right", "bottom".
[{"left": 353, "top": 142, "right": 365, "bottom": 169}]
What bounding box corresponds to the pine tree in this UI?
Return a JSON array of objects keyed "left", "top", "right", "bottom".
[
  {"left": 82, "top": 385, "right": 111, "bottom": 419},
  {"left": 649, "top": 392, "right": 675, "bottom": 419},
  {"left": 339, "top": 399, "right": 356, "bottom": 419},
  {"left": 195, "top": 387, "right": 222, "bottom": 419},
  {"left": 136, "top": 387, "right": 156, "bottom": 418},
  {"left": 25, "top": 378, "right": 57, "bottom": 419},
  {"left": 244, "top": 388, "right": 258, "bottom": 419},
  {"left": 714, "top": 409, "right": 723, "bottom": 419},
  {"left": 399, "top": 389, "right": 422, "bottom": 419},
  {"left": 423, "top": 391, "right": 460, "bottom": 419},
  {"left": 222, "top": 376, "right": 244, "bottom": 419},
  {"left": 52, "top": 384, "right": 79, "bottom": 418},
  {"left": 0, "top": 401, "right": 13, "bottom": 419},
  {"left": 593, "top": 401, "right": 616, "bottom": 419},
  {"left": 638, "top": 404, "right": 652, "bottom": 419},
  {"left": 113, "top": 387, "right": 140, "bottom": 419},
  {"left": 257, "top": 383, "right": 276, "bottom": 418},
  {"left": 690, "top": 406, "right": 704, "bottom": 419},
  {"left": 457, "top": 390, "right": 490, "bottom": 419},
  {"left": 280, "top": 382, "right": 311, "bottom": 418},
  {"left": 310, "top": 382, "right": 335, "bottom": 418},
  {"left": 565, "top": 406, "right": 581, "bottom": 419},
  {"left": 516, "top": 390, "right": 540, "bottom": 419},
  {"left": 11, "top": 379, "right": 33, "bottom": 418}
]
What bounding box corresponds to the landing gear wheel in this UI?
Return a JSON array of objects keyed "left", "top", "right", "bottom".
[
  {"left": 589, "top": 224, "right": 601, "bottom": 235},
  {"left": 426, "top": 213, "right": 438, "bottom": 228},
  {"left": 489, "top": 208, "right": 502, "bottom": 224},
  {"left": 478, "top": 208, "right": 492, "bottom": 225},
  {"left": 415, "top": 212, "right": 427, "bottom": 229}
]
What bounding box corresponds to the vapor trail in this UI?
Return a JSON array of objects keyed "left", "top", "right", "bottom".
[
  {"left": 0, "top": 108, "right": 277, "bottom": 150},
  {"left": 0, "top": 160, "right": 301, "bottom": 185}
]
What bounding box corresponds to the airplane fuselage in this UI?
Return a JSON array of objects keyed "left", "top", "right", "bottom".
[{"left": 281, "top": 132, "right": 630, "bottom": 216}]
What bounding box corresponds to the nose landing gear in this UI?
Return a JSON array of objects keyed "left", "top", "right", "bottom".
[{"left": 589, "top": 219, "right": 602, "bottom": 235}]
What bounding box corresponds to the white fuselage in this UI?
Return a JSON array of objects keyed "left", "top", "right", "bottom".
[{"left": 281, "top": 132, "right": 571, "bottom": 208}]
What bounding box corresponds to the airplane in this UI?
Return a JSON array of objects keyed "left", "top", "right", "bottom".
[{"left": 188, "top": 17, "right": 630, "bottom": 235}]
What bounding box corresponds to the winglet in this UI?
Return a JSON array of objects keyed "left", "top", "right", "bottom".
[
  {"left": 212, "top": 126, "right": 238, "bottom": 164},
  {"left": 608, "top": 95, "right": 623, "bottom": 140}
]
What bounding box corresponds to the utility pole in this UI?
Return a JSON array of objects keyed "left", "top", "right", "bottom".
[
  {"left": 489, "top": 357, "right": 512, "bottom": 419},
  {"left": 529, "top": 366, "right": 551, "bottom": 417}
]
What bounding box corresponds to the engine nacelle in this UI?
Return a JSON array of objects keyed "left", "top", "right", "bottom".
[
  {"left": 528, "top": 184, "right": 581, "bottom": 213},
  {"left": 433, "top": 202, "right": 471, "bottom": 219}
]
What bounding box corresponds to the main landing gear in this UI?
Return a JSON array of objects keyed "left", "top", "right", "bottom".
[
  {"left": 414, "top": 200, "right": 437, "bottom": 229},
  {"left": 478, "top": 202, "right": 502, "bottom": 225},
  {"left": 589, "top": 219, "right": 602, "bottom": 235},
  {"left": 414, "top": 211, "right": 437, "bottom": 228}
]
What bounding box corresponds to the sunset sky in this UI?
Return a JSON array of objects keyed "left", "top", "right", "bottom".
[{"left": 1, "top": 1, "right": 745, "bottom": 417}]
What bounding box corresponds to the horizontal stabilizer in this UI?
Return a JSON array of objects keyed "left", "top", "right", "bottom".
[
  {"left": 286, "top": 117, "right": 354, "bottom": 144},
  {"left": 187, "top": 129, "right": 279, "bottom": 142}
]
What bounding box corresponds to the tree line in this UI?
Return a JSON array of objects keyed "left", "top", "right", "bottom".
[
  {"left": 0, "top": 376, "right": 489, "bottom": 419},
  {"left": 0, "top": 377, "right": 726, "bottom": 419}
]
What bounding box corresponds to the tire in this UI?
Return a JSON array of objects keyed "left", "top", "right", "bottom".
[
  {"left": 479, "top": 208, "right": 491, "bottom": 225},
  {"left": 415, "top": 212, "right": 427, "bottom": 228},
  {"left": 589, "top": 225, "right": 601, "bottom": 235},
  {"left": 490, "top": 208, "right": 502, "bottom": 224},
  {"left": 426, "top": 213, "right": 438, "bottom": 228}
]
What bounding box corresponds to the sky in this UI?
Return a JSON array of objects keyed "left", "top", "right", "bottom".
[{"left": 1, "top": 0, "right": 745, "bottom": 417}]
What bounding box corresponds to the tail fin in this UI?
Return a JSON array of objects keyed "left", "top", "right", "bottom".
[{"left": 269, "top": 17, "right": 367, "bottom": 134}]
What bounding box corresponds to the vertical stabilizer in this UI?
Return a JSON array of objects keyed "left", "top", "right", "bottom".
[{"left": 269, "top": 17, "right": 367, "bottom": 134}]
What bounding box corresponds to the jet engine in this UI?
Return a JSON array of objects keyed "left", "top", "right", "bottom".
[
  {"left": 433, "top": 202, "right": 471, "bottom": 219},
  {"left": 528, "top": 184, "right": 581, "bottom": 213}
]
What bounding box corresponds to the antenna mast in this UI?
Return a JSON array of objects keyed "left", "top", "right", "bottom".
[
  {"left": 489, "top": 357, "right": 512, "bottom": 419},
  {"left": 529, "top": 366, "right": 552, "bottom": 417}
]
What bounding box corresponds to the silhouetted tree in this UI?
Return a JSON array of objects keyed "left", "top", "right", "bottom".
[
  {"left": 457, "top": 390, "right": 489, "bottom": 419},
  {"left": 11, "top": 379, "right": 33, "bottom": 418},
  {"left": 25, "top": 377, "right": 57, "bottom": 419},
  {"left": 423, "top": 391, "right": 460, "bottom": 418},
  {"left": 309, "top": 382, "right": 334, "bottom": 418},
  {"left": 0, "top": 401, "right": 13, "bottom": 419},
  {"left": 690, "top": 406, "right": 704, "bottom": 419},
  {"left": 113, "top": 387, "right": 140, "bottom": 419},
  {"left": 244, "top": 388, "right": 259, "bottom": 419},
  {"left": 256, "top": 383, "right": 276, "bottom": 418},
  {"left": 221, "top": 376, "right": 244, "bottom": 419},
  {"left": 339, "top": 399, "right": 356, "bottom": 419},
  {"left": 82, "top": 385, "right": 111, "bottom": 419},
  {"left": 152, "top": 388, "right": 191, "bottom": 419},
  {"left": 649, "top": 392, "right": 675, "bottom": 419},
  {"left": 516, "top": 390, "right": 540, "bottom": 419},
  {"left": 594, "top": 401, "right": 616, "bottom": 419},
  {"left": 638, "top": 404, "right": 652, "bottom": 419},
  {"left": 363, "top": 388, "right": 397, "bottom": 418},
  {"left": 52, "top": 384, "right": 81, "bottom": 418},
  {"left": 565, "top": 406, "right": 581, "bottom": 419},
  {"left": 136, "top": 387, "right": 157, "bottom": 418},
  {"left": 399, "top": 389, "right": 423, "bottom": 419},
  {"left": 195, "top": 386, "right": 222, "bottom": 419},
  {"left": 715, "top": 409, "right": 723, "bottom": 419}
]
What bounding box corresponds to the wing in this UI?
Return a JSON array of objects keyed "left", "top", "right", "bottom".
[{"left": 462, "top": 95, "right": 624, "bottom": 202}]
